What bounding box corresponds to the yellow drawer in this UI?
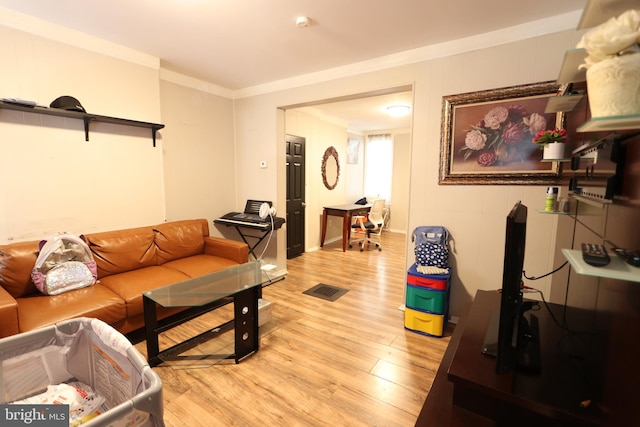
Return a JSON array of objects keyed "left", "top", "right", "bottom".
[{"left": 404, "top": 307, "right": 445, "bottom": 337}]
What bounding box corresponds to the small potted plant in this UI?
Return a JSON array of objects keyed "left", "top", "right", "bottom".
[{"left": 532, "top": 128, "right": 567, "bottom": 160}]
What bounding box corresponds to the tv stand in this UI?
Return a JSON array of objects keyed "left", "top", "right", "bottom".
[
  {"left": 516, "top": 313, "right": 541, "bottom": 374},
  {"left": 416, "top": 290, "right": 601, "bottom": 427},
  {"left": 481, "top": 308, "right": 541, "bottom": 375}
]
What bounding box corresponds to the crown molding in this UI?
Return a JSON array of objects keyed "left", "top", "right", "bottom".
[
  {"left": 0, "top": 6, "right": 582, "bottom": 100},
  {"left": 0, "top": 7, "right": 159, "bottom": 71},
  {"left": 233, "top": 10, "right": 583, "bottom": 99},
  {"left": 158, "top": 69, "right": 234, "bottom": 98}
]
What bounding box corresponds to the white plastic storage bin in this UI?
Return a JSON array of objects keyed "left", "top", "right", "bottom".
[{"left": 0, "top": 317, "right": 164, "bottom": 427}]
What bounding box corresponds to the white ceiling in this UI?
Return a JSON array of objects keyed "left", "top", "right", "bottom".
[{"left": 0, "top": 0, "right": 587, "bottom": 131}]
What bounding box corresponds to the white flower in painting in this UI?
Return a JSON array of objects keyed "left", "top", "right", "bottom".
[
  {"left": 523, "top": 113, "right": 547, "bottom": 137},
  {"left": 483, "top": 107, "right": 509, "bottom": 130},
  {"left": 464, "top": 129, "right": 487, "bottom": 150}
]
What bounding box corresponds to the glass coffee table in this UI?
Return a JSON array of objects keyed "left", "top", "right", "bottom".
[{"left": 142, "top": 261, "right": 284, "bottom": 367}]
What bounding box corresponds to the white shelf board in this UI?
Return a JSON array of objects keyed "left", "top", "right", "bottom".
[
  {"left": 537, "top": 210, "right": 571, "bottom": 215},
  {"left": 577, "top": 114, "right": 640, "bottom": 132},
  {"left": 570, "top": 193, "right": 611, "bottom": 208},
  {"left": 540, "top": 158, "right": 571, "bottom": 162},
  {"left": 544, "top": 94, "right": 584, "bottom": 113},
  {"left": 563, "top": 249, "right": 640, "bottom": 283},
  {"left": 556, "top": 49, "right": 587, "bottom": 84}
]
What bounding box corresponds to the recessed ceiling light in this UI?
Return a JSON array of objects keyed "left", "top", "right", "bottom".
[{"left": 386, "top": 105, "right": 411, "bottom": 117}]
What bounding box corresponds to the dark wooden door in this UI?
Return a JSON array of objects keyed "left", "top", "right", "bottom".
[{"left": 286, "top": 134, "right": 305, "bottom": 259}]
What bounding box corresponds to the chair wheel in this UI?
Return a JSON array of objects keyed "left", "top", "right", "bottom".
[
  {"left": 378, "top": 247, "right": 382, "bottom": 251},
  {"left": 348, "top": 244, "right": 352, "bottom": 248},
  {"left": 360, "top": 247, "right": 364, "bottom": 252}
]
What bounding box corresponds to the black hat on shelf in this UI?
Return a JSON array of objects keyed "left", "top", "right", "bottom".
[{"left": 50, "top": 96, "right": 86, "bottom": 113}]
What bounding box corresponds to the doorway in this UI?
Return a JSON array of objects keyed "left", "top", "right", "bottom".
[
  {"left": 286, "top": 134, "right": 305, "bottom": 259},
  {"left": 282, "top": 85, "right": 413, "bottom": 254}
]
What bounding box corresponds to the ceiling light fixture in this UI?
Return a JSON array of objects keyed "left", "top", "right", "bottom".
[
  {"left": 386, "top": 105, "right": 411, "bottom": 117},
  {"left": 296, "top": 16, "right": 311, "bottom": 27}
]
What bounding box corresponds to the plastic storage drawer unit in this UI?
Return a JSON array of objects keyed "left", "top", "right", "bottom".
[
  {"left": 406, "top": 284, "right": 447, "bottom": 314},
  {"left": 404, "top": 308, "right": 446, "bottom": 337},
  {"left": 407, "top": 263, "right": 449, "bottom": 291}
]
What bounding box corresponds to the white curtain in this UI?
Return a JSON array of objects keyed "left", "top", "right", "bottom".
[{"left": 364, "top": 134, "right": 393, "bottom": 202}]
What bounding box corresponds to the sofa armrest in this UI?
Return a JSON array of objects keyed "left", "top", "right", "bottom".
[
  {"left": 0, "top": 286, "right": 19, "bottom": 338},
  {"left": 204, "top": 237, "right": 249, "bottom": 264}
]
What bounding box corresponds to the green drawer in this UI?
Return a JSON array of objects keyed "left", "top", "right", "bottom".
[{"left": 406, "top": 284, "right": 446, "bottom": 314}]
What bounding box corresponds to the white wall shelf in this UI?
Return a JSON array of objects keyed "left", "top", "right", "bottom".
[
  {"left": 570, "top": 193, "right": 611, "bottom": 208},
  {"left": 544, "top": 93, "right": 584, "bottom": 113},
  {"left": 537, "top": 210, "right": 571, "bottom": 215},
  {"left": 556, "top": 49, "right": 587, "bottom": 84},
  {"left": 562, "top": 249, "right": 640, "bottom": 283},
  {"left": 577, "top": 114, "right": 640, "bottom": 133}
]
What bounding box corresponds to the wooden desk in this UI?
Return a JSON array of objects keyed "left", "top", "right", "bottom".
[
  {"left": 320, "top": 204, "right": 370, "bottom": 252},
  {"left": 418, "top": 290, "right": 604, "bottom": 427}
]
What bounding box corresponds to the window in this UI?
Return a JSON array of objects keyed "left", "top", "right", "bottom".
[{"left": 364, "top": 134, "right": 393, "bottom": 202}]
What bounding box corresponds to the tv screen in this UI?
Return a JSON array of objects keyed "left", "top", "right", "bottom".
[{"left": 482, "top": 201, "right": 540, "bottom": 374}]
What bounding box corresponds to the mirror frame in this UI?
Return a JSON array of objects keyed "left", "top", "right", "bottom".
[{"left": 321, "top": 146, "right": 340, "bottom": 190}]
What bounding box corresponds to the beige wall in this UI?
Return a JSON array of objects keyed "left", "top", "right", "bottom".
[
  {"left": 234, "top": 30, "right": 584, "bottom": 318},
  {"left": 0, "top": 25, "right": 165, "bottom": 242},
  {"left": 285, "top": 108, "right": 349, "bottom": 250},
  {"left": 158, "top": 79, "right": 236, "bottom": 232},
  {"left": 390, "top": 132, "right": 410, "bottom": 233},
  {"left": 0, "top": 15, "right": 586, "bottom": 319}
]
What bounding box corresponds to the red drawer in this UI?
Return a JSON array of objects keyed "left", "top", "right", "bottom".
[{"left": 407, "top": 263, "right": 449, "bottom": 291}]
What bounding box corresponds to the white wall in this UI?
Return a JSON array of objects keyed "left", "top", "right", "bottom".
[
  {"left": 158, "top": 79, "right": 236, "bottom": 232},
  {"left": 390, "top": 132, "right": 410, "bottom": 233},
  {"left": 234, "top": 30, "right": 582, "bottom": 319},
  {"left": 0, "top": 24, "right": 240, "bottom": 246},
  {"left": 285, "top": 108, "right": 349, "bottom": 250},
  {"left": 0, "top": 25, "right": 165, "bottom": 243},
  {"left": 0, "top": 15, "right": 583, "bottom": 320}
]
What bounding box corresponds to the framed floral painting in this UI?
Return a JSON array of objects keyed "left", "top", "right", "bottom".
[{"left": 439, "top": 81, "right": 565, "bottom": 185}]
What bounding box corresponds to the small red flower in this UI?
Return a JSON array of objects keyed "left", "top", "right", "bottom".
[{"left": 477, "top": 150, "right": 497, "bottom": 167}]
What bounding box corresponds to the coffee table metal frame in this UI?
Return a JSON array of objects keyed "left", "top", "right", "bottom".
[{"left": 143, "top": 261, "right": 268, "bottom": 367}]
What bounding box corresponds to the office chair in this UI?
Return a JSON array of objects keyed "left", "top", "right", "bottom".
[{"left": 349, "top": 198, "right": 386, "bottom": 252}]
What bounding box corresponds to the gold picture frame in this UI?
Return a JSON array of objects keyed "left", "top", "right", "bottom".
[{"left": 439, "top": 81, "right": 564, "bottom": 185}]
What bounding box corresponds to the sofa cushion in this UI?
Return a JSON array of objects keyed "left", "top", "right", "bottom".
[
  {"left": 86, "top": 226, "right": 157, "bottom": 278},
  {"left": 162, "top": 254, "right": 240, "bottom": 278},
  {"left": 98, "top": 266, "right": 190, "bottom": 317},
  {"left": 154, "top": 220, "right": 206, "bottom": 264},
  {"left": 0, "top": 240, "right": 40, "bottom": 298},
  {"left": 0, "top": 287, "right": 19, "bottom": 337},
  {"left": 16, "top": 284, "right": 126, "bottom": 333}
]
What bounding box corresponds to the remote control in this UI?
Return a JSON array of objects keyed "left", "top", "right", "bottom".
[
  {"left": 612, "top": 248, "right": 640, "bottom": 267},
  {"left": 581, "top": 243, "right": 610, "bottom": 267}
]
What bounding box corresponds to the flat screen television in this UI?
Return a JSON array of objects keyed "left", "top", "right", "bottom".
[{"left": 482, "top": 201, "right": 540, "bottom": 374}]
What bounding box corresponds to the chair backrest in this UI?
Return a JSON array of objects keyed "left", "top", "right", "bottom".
[{"left": 368, "top": 199, "right": 386, "bottom": 226}]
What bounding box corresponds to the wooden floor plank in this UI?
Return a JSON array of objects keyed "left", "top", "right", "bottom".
[{"left": 134, "top": 231, "right": 452, "bottom": 426}]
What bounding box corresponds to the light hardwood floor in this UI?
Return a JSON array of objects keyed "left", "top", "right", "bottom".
[{"left": 134, "top": 232, "right": 452, "bottom": 426}]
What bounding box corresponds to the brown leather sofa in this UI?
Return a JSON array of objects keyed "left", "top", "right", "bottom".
[{"left": 0, "top": 219, "right": 248, "bottom": 338}]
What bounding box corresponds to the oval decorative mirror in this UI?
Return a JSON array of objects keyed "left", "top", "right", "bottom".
[{"left": 321, "top": 146, "right": 340, "bottom": 190}]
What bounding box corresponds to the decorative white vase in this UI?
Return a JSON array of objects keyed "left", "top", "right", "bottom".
[
  {"left": 586, "top": 53, "right": 640, "bottom": 117},
  {"left": 542, "top": 142, "right": 566, "bottom": 160}
]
